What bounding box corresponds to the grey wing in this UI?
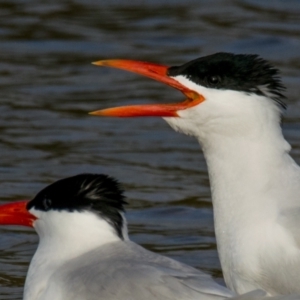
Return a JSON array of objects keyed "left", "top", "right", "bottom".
[
  {"left": 42, "top": 241, "right": 234, "bottom": 300},
  {"left": 48, "top": 259, "right": 232, "bottom": 300}
]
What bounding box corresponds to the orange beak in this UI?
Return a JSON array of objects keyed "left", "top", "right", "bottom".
[
  {"left": 90, "top": 59, "right": 204, "bottom": 117},
  {"left": 0, "top": 201, "right": 36, "bottom": 227}
]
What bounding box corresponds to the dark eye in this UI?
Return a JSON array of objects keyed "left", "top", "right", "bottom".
[
  {"left": 207, "top": 75, "right": 221, "bottom": 85},
  {"left": 43, "top": 198, "right": 52, "bottom": 210}
]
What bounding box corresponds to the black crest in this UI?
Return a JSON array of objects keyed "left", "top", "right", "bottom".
[
  {"left": 167, "top": 52, "right": 286, "bottom": 109},
  {"left": 27, "top": 174, "right": 127, "bottom": 239}
]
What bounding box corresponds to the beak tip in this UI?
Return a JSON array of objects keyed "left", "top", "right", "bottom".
[
  {"left": 89, "top": 110, "right": 103, "bottom": 116},
  {"left": 92, "top": 61, "right": 105, "bottom": 66}
]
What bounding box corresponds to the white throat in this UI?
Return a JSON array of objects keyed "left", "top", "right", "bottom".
[
  {"left": 164, "top": 76, "right": 300, "bottom": 295},
  {"left": 24, "top": 209, "right": 127, "bottom": 300},
  {"left": 199, "top": 123, "right": 299, "bottom": 288}
]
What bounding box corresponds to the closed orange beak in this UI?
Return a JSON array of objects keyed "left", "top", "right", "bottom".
[{"left": 0, "top": 201, "right": 36, "bottom": 227}]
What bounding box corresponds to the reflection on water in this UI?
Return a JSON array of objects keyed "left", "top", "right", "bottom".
[{"left": 0, "top": 0, "right": 300, "bottom": 298}]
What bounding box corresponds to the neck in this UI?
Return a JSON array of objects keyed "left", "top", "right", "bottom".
[
  {"left": 197, "top": 115, "right": 300, "bottom": 293},
  {"left": 24, "top": 210, "right": 127, "bottom": 300}
]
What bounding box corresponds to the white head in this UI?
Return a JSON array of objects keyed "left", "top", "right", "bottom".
[
  {"left": 0, "top": 174, "right": 129, "bottom": 254},
  {"left": 164, "top": 53, "right": 285, "bottom": 142}
]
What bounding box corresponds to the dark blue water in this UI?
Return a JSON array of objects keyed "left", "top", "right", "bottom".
[{"left": 0, "top": 0, "right": 300, "bottom": 298}]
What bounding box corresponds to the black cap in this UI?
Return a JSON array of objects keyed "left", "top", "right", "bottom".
[{"left": 168, "top": 52, "right": 286, "bottom": 109}]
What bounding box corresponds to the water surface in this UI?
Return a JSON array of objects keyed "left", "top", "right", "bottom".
[{"left": 0, "top": 0, "right": 300, "bottom": 298}]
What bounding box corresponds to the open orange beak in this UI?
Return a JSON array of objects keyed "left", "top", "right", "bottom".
[
  {"left": 89, "top": 59, "right": 204, "bottom": 117},
  {"left": 0, "top": 201, "right": 36, "bottom": 227}
]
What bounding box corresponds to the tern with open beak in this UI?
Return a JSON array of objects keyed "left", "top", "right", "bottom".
[{"left": 91, "top": 53, "right": 300, "bottom": 296}]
